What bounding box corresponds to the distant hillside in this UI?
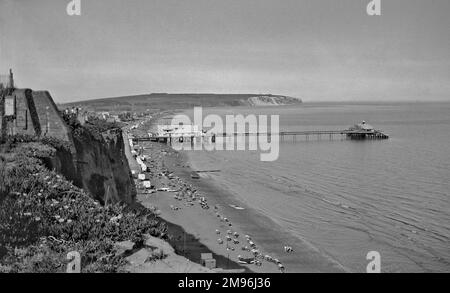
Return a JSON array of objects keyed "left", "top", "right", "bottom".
[{"left": 61, "top": 93, "right": 302, "bottom": 112}]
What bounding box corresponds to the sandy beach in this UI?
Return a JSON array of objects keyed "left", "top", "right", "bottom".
[{"left": 124, "top": 116, "right": 346, "bottom": 273}]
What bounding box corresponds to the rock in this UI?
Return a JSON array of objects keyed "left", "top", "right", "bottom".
[
  {"left": 144, "top": 235, "right": 174, "bottom": 255},
  {"left": 114, "top": 240, "right": 135, "bottom": 257},
  {"left": 125, "top": 248, "right": 152, "bottom": 266},
  {"left": 125, "top": 235, "right": 213, "bottom": 273}
]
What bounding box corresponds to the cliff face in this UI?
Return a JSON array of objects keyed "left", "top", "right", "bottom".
[
  {"left": 62, "top": 93, "right": 302, "bottom": 112},
  {"left": 5, "top": 88, "right": 137, "bottom": 205},
  {"left": 245, "top": 95, "right": 302, "bottom": 106},
  {"left": 73, "top": 128, "right": 136, "bottom": 205},
  {"left": 46, "top": 128, "right": 136, "bottom": 205}
]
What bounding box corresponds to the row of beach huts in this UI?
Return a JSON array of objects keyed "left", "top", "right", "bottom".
[{"left": 129, "top": 136, "right": 152, "bottom": 190}]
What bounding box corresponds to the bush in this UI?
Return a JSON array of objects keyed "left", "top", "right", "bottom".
[
  {"left": 0, "top": 134, "right": 70, "bottom": 152},
  {"left": 0, "top": 143, "right": 167, "bottom": 272},
  {"left": 0, "top": 196, "right": 42, "bottom": 259},
  {"left": 62, "top": 114, "right": 122, "bottom": 142}
]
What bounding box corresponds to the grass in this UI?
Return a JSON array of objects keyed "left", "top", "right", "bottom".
[
  {"left": 0, "top": 139, "right": 167, "bottom": 273},
  {"left": 61, "top": 93, "right": 301, "bottom": 113}
]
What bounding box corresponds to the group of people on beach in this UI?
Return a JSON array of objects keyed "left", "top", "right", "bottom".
[
  {"left": 213, "top": 206, "right": 288, "bottom": 273},
  {"left": 129, "top": 118, "right": 291, "bottom": 273}
]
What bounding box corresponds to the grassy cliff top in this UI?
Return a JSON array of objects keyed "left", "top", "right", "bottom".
[
  {"left": 0, "top": 138, "right": 166, "bottom": 273},
  {"left": 61, "top": 93, "right": 301, "bottom": 112}
]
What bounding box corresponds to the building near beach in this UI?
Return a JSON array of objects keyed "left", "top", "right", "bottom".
[
  {"left": 349, "top": 121, "right": 375, "bottom": 132},
  {"left": 156, "top": 124, "right": 203, "bottom": 138}
]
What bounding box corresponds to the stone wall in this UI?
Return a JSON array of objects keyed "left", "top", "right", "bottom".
[
  {"left": 1, "top": 89, "right": 39, "bottom": 137},
  {"left": 0, "top": 89, "right": 71, "bottom": 142},
  {"left": 32, "top": 91, "right": 72, "bottom": 142}
]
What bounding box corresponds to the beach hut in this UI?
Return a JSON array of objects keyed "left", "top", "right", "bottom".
[
  {"left": 200, "top": 253, "right": 216, "bottom": 269},
  {"left": 140, "top": 164, "right": 148, "bottom": 172},
  {"left": 143, "top": 180, "right": 151, "bottom": 189}
]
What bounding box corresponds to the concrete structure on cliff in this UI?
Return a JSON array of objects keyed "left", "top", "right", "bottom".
[
  {"left": 0, "top": 69, "right": 72, "bottom": 142},
  {"left": 0, "top": 70, "right": 136, "bottom": 204}
]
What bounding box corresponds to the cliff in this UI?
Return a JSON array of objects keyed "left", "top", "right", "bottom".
[
  {"left": 72, "top": 127, "right": 136, "bottom": 204},
  {"left": 45, "top": 122, "right": 136, "bottom": 205},
  {"left": 245, "top": 95, "right": 302, "bottom": 106},
  {"left": 0, "top": 141, "right": 165, "bottom": 272},
  {"left": 1, "top": 88, "right": 136, "bottom": 204},
  {"left": 63, "top": 93, "right": 302, "bottom": 112}
]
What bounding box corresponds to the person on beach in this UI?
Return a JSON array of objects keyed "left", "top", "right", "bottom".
[{"left": 284, "top": 245, "right": 294, "bottom": 253}]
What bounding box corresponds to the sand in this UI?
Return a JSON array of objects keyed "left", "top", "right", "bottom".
[{"left": 125, "top": 117, "right": 345, "bottom": 273}]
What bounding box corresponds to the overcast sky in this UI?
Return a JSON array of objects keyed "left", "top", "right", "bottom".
[{"left": 1, "top": 0, "right": 449, "bottom": 103}]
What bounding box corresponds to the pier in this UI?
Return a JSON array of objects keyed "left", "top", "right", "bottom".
[
  {"left": 216, "top": 129, "right": 389, "bottom": 140},
  {"left": 132, "top": 129, "right": 389, "bottom": 144}
]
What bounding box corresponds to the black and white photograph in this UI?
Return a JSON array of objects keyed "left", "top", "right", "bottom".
[{"left": 0, "top": 0, "right": 449, "bottom": 280}]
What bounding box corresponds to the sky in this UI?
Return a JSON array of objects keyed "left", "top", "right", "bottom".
[{"left": 0, "top": 0, "right": 449, "bottom": 103}]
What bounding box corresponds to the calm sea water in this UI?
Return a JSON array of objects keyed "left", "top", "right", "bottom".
[{"left": 182, "top": 102, "right": 450, "bottom": 272}]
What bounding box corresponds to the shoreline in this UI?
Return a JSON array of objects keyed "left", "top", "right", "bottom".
[
  {"left": 126, "top": 115, "right": 346, "bottom": 273},
  {"left": 123, "top": 116, "right": 252, "bottom": 272}
]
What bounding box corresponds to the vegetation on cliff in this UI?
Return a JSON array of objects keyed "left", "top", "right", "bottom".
[
  {"left": 62, "top": 114, "right": 122, "bottom": 142},
  {"left": 0, "top": 138, "right": 166, "bottom": 272},
  {"left": 62, "top": 93, "right": 302, "bottom": 112}
]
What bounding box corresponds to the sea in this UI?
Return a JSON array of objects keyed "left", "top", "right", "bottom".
[{"left": 178, "top": 102, "right": 450, "bottom": 273}]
